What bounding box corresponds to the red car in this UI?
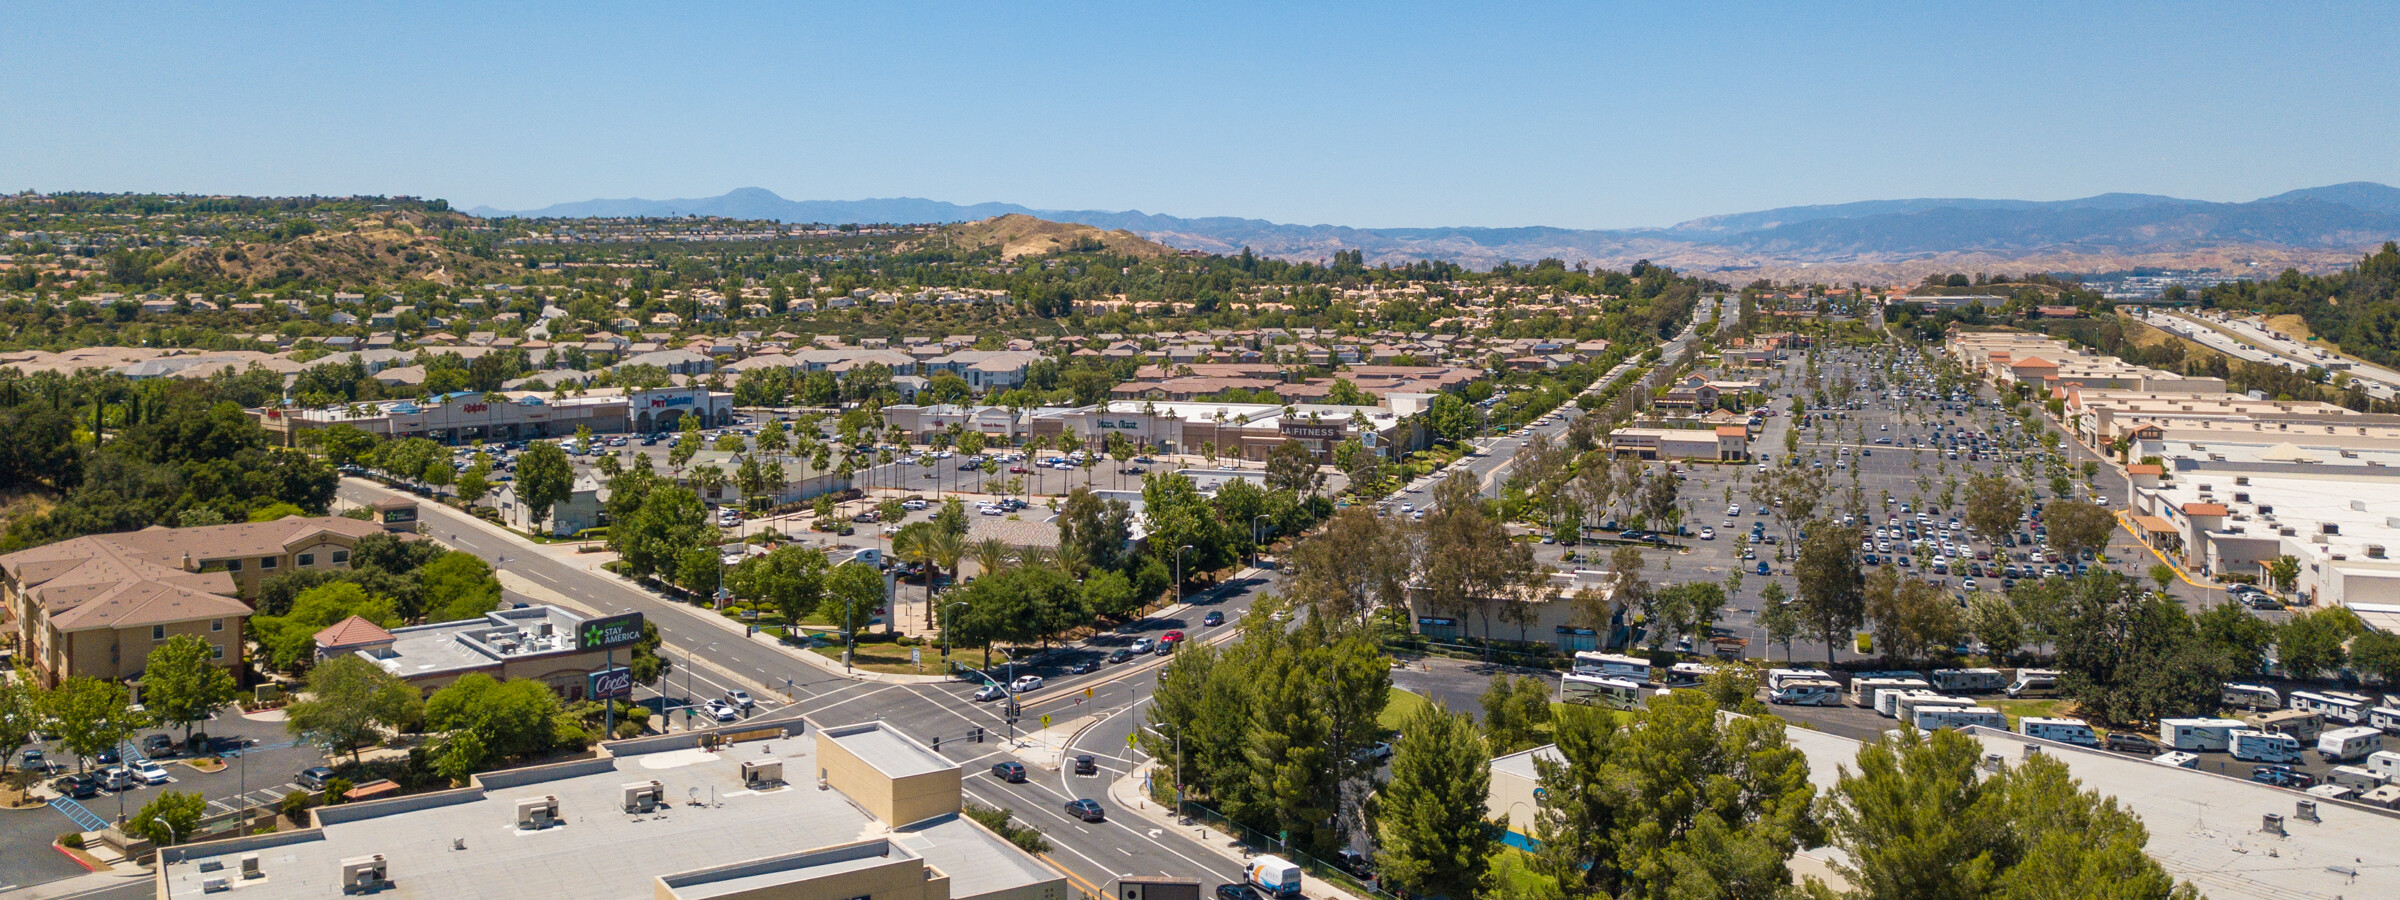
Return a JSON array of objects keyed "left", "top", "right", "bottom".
[
  {"left": 1008, "top": 465, "right": 1027, "bottom": 473},
  {"left": 1160, "top": 630, "right": 1185, "bottom": 644}
]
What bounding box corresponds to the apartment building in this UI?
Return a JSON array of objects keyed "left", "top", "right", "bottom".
[{"left": 0, "top": 516, "right": 393, "bottom": 685}]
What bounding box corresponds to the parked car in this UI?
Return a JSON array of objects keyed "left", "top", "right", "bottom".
[
  {"left": 99, "top": 767, "right": 137, "bottom": 792},
  {"left": 22, "top": 749, "right": 45, "bottom": 771},
  {"left": 53, "top": 773, "right": 99, "bottom": 799},
  {"left": 134, "top": 761, "right": 171, "bottom": 786},
  {"left": 1064, "top": 798, "right": 1106, "bottom": 822},
  {"left": 296, "top": 767, "right": 336, "bottom": 791},
  {"left": 991, "top": 762, "right": 1027, "bottom": 783},
  {"left": 93, "top": 748, "right": 121, "bottom": 767},
  {"left": 143, "top": 734, "right": 177, "bottom": 757},
  {"left": 2104, "top": 732, "right": 2161, "bottom": 755}
]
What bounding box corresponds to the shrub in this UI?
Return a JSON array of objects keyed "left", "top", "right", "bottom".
[
  {"left": 58, "top": 832, "right": 83, "bottom": 849},
  {"left": 279, "top": 790, "right": 317, "bottom": 825}
]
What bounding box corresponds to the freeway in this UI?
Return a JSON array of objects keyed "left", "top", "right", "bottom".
[
  {"left": 333, "top": 478, "right": 1283, "bottom": 897},
  {"left": 2142, "top": 309, "right": 2400, "bottom": 399}
]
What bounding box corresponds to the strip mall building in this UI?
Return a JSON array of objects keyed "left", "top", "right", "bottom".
[{"left": 256, "top": 386, "right": 733, "bottom": 446}]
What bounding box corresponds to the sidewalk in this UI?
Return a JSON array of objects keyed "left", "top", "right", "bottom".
[
  {"left": 1, "top": 864, "right": 153, "bottom": 900},
  {"left": 1106, "top": 762, "right": 1370, "bottom": 900}
]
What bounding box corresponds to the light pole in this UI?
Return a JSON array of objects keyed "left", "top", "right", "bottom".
[
  {"left": 1175, "top": 545, "right": 1194, "bottom": 607},
  {"left": 1251, "top": 515, "right": 1269, "bottom": 567},
  {"left": 683, "top": 642, "right": 715, "bottom": 729}
]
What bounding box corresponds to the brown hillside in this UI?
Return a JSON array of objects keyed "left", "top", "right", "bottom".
[
  {"left": 156, "top": 210, "right": 509, "bottom": 288},
  {"left": 923, "top": 214, "right": 1176, "bottom": 261}
]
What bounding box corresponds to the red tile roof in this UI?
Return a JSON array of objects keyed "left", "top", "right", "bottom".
[{"left": 314, "top": 614, "right": 394, "bottom": 649}]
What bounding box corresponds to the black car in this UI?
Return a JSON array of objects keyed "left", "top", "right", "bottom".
[
  {"left": 1073, "top": 754, "right": 1097, "bottom": 775},
  {"left": 93, "top": 748, "right": 121, "bottom": 767},
  {"left": 1064, "top": 798, "right": 1106, "bottom": 822},
  {"left": 1066, "top": 660, "right": 1098, "bottom": 675},
  {"left": 1202, "top": 611, "right": 1224, "bottom": 627},
  {"left": 991, "top": 762, "right": 1027, "bottom": 783},
  {"left": 53, "top": 773, "right": 100, "bottom": 799},
  {"left": 1107, "top": 648, "right": 1136, "bottom": 664},
  {"left": 1216, "top": 885, "right": 1260, "bottom": 900},
  {"left": 143, "top": 734, "right": 176, "bottom": 757},
  {"left": 2104, "top": 733, "right": 2160, "bottom": 755}
]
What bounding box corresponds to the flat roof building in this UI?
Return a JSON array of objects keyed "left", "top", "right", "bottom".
[{"left": 157, "top": 718, "right": 1065, "bottom": 900}]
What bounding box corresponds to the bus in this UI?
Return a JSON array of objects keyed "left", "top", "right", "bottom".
[
  {"left": 1559, "top": 674, "right": 1652, "bottom": 710},
  {"left": 1571, "top": 652, "right": 1652, "bottom": 682}
]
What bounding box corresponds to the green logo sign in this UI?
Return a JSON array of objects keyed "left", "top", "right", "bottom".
[{"left": 579, "top": 612, "right": 645, "bottom": 651}]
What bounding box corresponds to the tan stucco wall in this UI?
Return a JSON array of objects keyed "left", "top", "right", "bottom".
[
  {"left": 814, "top": 730, "right": 895, "bottom": 825},
  {"left": 660, "top": 854, "right": 943, "bottom": 900}
]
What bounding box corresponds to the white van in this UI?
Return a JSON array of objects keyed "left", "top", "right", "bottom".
[
  {"left": 2160, "top": 718, "right": 2247, "bottom": 751},
  {"left": 2019, "top": 717, "right": 2100, "bottom": 747},
  {"left": 2230, "top": 729, "right": 2302, "bottom": 763},
  {"left": 2317, "top": 726, "right": 2384, "bottom": 763},
  {"left": 2005, "top": 669, "right": 2061, "bottom": 698},
  {"left": 1768, "top": 679, "right": 1844, "bottom": 707},
  {"left": 2221, "top": 683, "right": 2281, "bottom": 711},
  {"left": 1245, "top": 857, "right": 1302, "bottom": 899},
  {"left": 1931, "top": 668, "right": 2007, "bottom": 694}
]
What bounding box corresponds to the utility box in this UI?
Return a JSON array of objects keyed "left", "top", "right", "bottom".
[
  {"left": 515, "top": 796, "right": 560, "bottom": 830},
  {"left": 741, "top": 758, "right": 785, "bottom": 788},
  {"left": 340, "top": 855, "right": 389, "bottom": 894},
  {"left": 239, "top": 853, "right": 261, "bottom": 879},
  {"left": 623, "top": 781, "right": 664, "bottom": 813},
  {"left": 1119, "top": 879, "right": 1202, "bottom": 900}
]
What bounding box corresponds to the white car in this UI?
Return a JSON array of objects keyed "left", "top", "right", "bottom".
[
  {"left": 1009, "top": 675, "right": 1044, "bottom": 693},
  {"left": 134, "top": 762, "right": 171, "bottom": 786},
  {"left": 1699, "top": 528, "right": 1715, "bottom": 540}
]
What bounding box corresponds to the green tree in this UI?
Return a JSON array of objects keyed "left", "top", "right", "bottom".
[
  {"left": 127, "top": 791, "right": 207, "bottom": 846},
  {"left": 141, "top": 636, "right": 238, "bottom": 739},
  {"left": 252, "top": 581, "right": 401, "bottom": 672},
  {"left": 2191, "top": 600, "right": 2275, "bottom": 677},
  {"left": 1793, "top": 519, "right": 1866, "bottom": 667},
  {"left": 285, "top": 655, "right": 425, "bottom": 763},
  {"left": 1863, "top": 568, "right": 1963, "bottom": 665},
  {"left": 2039, "top": 571, "right": 2228, "bottom": 724},
  {"left": 514, "top": 441, "right": 574, "bottom": 529},
  {"left": 417, "top": 551, "right": 503, "bottom": 623},
  {"left": 729, "top": 545, "right": 831, "bottom": 625},
  {"left": 2276, "top": 606, "right": 2364, "bottom": 680},
  {"left": 46, "top": 676, "right": 147, "bottom": 772},
  {"left": 1814, "top": 728, "right": 2197, "bottom": 900},
  {"left": 1964, "top": 473, "right": 2024, "bottom": 547},
  {"left": 425, "top": 673, "right": 564, "bottom": 766},
  {"left": 611, "top": 485, "right": 716, "bottom": 580},
  {"left": 1375, "top": 701, "right": 1497, "bottom": 900},
  {"left": 2042, "top": 499, "right": 2114, "bottom": 561},
  {"left": 0, "top": 674, "right": 38, "bottom": 772},
  {"left": 2350, "top": 628, "right": 2400, "bottom": 686},
  {"left": 1480, "top": 674, "right": 1555, "bottom": 755},
  {"left": 1263, "top": 439, "right": 1323, "bottom": 496},
  {"left": 822, "top": 560, "right": 887, "bottom": 644},
  {"left": 1756, "top": 581, "right": 1801, "bottom": 661},
  {"left": 1964, "top": 591, "right": 2025, "bottom": 664},
  {"left": 2265, "top": 554, "right": 2300, "bottom": 594}
]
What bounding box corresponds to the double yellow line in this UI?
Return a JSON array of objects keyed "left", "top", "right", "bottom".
[{"left": 1040, "top": 853, "right": 1107, "bottom": 898}]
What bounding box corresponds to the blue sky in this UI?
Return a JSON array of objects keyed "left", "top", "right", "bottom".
[{"left": 5, "top": 2, "right": 2395, "bottom": 228}]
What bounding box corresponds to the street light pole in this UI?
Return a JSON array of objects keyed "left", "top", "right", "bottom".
[
  {"left": 1176, "top": 544, "right": 1194, "bottom": 607},
  {"left": 1251, "top": 515, "right": 1269, "bottom": 567}
]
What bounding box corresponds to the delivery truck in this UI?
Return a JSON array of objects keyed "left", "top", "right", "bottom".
[{"left": 1245, "top": 857, "right": 1302, "bottom": 899}]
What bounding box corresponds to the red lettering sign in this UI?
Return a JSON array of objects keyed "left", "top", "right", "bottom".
[{"left": 463, "top": 403, "right": 489, "bottom": 413}]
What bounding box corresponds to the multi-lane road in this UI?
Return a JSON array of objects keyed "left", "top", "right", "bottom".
[
  {"left": 2141, "top": 309, "right": 2400, "bottom": 399},
  {"left": 334, "top": 479, "right": 1279, "bottom": 898}
]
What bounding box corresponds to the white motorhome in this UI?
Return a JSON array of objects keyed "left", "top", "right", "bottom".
[
  {"left": 2220, "top": 683, "right": 2281, "bottom": 711},
  {"left": 2005, "top": 668, "right": 2061, "bottom": 698},
  {"left": 2288, "top": 690, "right": 2375, "bottom": 725},
  {"left": 2327, "top": 765, "right": 2385, "bottom": 792},
  {"left": 2244, "top": 708, "right": 2325, "bottom": 743},
  {"left": 2019, "top": 717, "right": 2100, "bottom": 747},
  {"left": 2160, "top": 717, "right": 2247, "bottom": 751},
  {"left": 1870, "top": 686, "right": 1940, "bottom": 717},
  {"left": 2151, "top": 751, "right": 2200, "bottom": 769},
  {"left": 2368, "top": 750, "right": 2400, "bottom": 782},
  {"left": 1853, "top": 678, "right": 1932, "bottom": 709},
  {"left": 1768, "top": 679, "right": 1843, "bottom": 706},
  {"left": 2362, "top": 784, "right": 2400, "bottom": 810},
  {"left": 1914, "top": 707, "right": 2007, "bottom": 731},
  {"left": 1930, "top": 668, "right": 2006, "bottom": 693},
  {"left": 1664, "top": 661, "right": 1719, "bottom": 687},
  {"left": 2370, "top": 705, "right": 2400, "bottom": 735},
  {"left": 1765, "top": 668, "right": 1832, "bottom": 692},
  {"left": 2230, "top": 729, "right": 2303, "bottom": 763},
  {"left": 1559, "top": 673, "right": 1651, "bottom": 711},
  {"left": 1894, "top": 694, "right": 1976, "bottom": 725},
  {"left": 2317, "top": 726, "right": 2384, "bottom": 763},
  {"left": 1572, "top": 652, "right": 1652, "bottom": 682}
]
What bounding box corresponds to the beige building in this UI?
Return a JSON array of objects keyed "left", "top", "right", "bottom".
[
  {"left": 314, "top": 605, "right": 621, "bottom": 698},
  {"left": 1, "top": 516, "right": 394, "bottom": 685},
  {"left": 157, "top": 718, "right": 1068, "bottom": 900},
  {"left": 1608, "top": 426, "right": 1750, "bottom": 462}
]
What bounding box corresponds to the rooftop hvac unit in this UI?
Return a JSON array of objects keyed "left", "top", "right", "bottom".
[
  {"left": 2296, "top": 799, "right": 2319, "bottom": 822},
  {"left": 623, "top": 781, "right": 664, "bottom": 813},
  {"left": 2261, "top": 813, "right": 2285, "bottom": 836},
  {"left": 202, "top": 878, "right": 230, "bottom": 894},
  {"left": 340, "top": 855, "right": 389, "bottom": 894},
  {"left": 1981, "top": 753, "right": 2005, "bottom": 773},
  {"left": 515, "top": 795, "right": 560, "bottom": 830},
  {"left": 240, "top": 853, "right": 261, "bottom": 879},
  {"left": 741, "top": 758, "right": 785, "bottom": 787}
]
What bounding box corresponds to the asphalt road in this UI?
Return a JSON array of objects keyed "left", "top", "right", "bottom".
[{"left": 331, "top": 478, "right": 1282, "bottom": 897}]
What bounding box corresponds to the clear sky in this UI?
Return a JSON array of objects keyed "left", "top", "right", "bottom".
[{"left": 5, "top": 2, "right": 2395, "bottom": 229}]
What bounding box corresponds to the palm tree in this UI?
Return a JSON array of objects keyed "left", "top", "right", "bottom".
[{"left": 969, "top": 537, "right": 1013, "bottom": 579}]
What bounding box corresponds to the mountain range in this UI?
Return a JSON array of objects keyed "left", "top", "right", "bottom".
[{"left": 468, "top": 182, "right": 2400, "bottom": 282}]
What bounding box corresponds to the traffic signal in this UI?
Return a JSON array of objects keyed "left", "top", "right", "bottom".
[{"left": 973, "top": 727, "right": 985, "bottom": 743}]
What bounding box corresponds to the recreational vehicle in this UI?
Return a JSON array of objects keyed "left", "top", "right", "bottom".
[
  {"left": 1765, "top": 668, "right": 1833, "bottom": 692},
  {"left": 2317, "top": 726, "right": 2384, "bottom": 764},
  {"left": 2244, "top": 709, "right": 2324, "bottom": 743},
  {"left": 1893, "top": 694, "right": 1976, "bottom": 725},
  {"left": 2005, "top": 668, "right": 2061, "bottom": 698},
  {"left": 1930, "top": 668, "right": 2006, "bottom": 693},
  {"left": 1852, "top": 678, "right": 1931, "bottom": 709},
  {"left": 1572, "top": 652, "right": 1652, "bottom": 682},
  {"left": 2288, "top": 690, "right": 2374, "bottom": 726},
  {"left": 1559, "top": 673, "right": 1652, "bottom": 710},
  {"left": 2327, "top": 765, "right": 2386, "bottom": 792},
  {"left": 2220, "top": 683, "right": 2280, "bottom": 711},
  {"left": 2369, "top": 705, "right": 2400, "bottom": 735},
  {"left": 2160, "top": 718, "right": 2246, "bottom": 751},
  {"left": 2018, "top": 717, "right": 2100, "bottom": 747},
  {"left": 2368, "top": 750, "right": 2400, "bottom": 782},
  {"left": 1768, "top": 679, "right": 1843, "bottom": 706},
  {"left": 2230, "top": 729, "right": 2303, "bottom": 763},
  {"left": 1914, "top": 706, "right": 2007, "bottom": 731}
]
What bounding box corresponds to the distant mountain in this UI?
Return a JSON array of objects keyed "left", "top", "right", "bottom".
[{"left": 471, "top": 183, "right": 2400, "bottom": 281}]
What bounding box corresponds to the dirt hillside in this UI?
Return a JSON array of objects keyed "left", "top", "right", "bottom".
[{"left": 926, "top": 214, "right": 1178, "bottom": 261}]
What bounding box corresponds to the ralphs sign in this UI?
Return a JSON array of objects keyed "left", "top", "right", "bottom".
[{"left": 579, "top": 612, "right": 646, "bottom": 651}]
